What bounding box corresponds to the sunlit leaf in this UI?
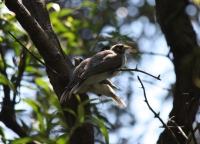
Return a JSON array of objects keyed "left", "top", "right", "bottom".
[
  {"left": 25, "top": 66, "right": 46, "bottom": 76},
  {"left": 194, "top": 0, "right": 200, "bottom": 5},
  {"left": 35, "top": 77, "right": 49, "bottom": 90},
  {"left": 57, "top": 133, "right": 70, "bottom": 144},
  {"left": 59, "top": 9, "right": 73, "bottom": 17}
]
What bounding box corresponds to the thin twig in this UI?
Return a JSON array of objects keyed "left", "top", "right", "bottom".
[
  {"left": 8, "top": 31, "right": 63, "bottom": 78},
  {"left": 168, "top": 119, "right": 188, "bottom": 140},
  {"left": 137, "top": 50, "right": 168, "bottom": 57},
  {"left": 117, "top": 65, "right": 161, "bottom": 80},
  {"left": 159, "top": 126, "right": 185, "bottom": 128},
  {"left": 137, "top": 76, "right": 179, "bottom": 144},
  {"left": 12, "top": 49, "right": 27, "bottom": 104}
]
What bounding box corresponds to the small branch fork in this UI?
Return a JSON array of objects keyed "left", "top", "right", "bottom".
[
  {"left": 167, "top": 116, "right": 188, "bottom": 140},
  {"left": 117, "top": 65, "right": 161, "bottom": 81},
  {"left": 137, "top": 76, "right": 179, "bottom": 144}
]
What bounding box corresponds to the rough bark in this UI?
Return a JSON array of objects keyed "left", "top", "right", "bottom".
[
  {"left": 5, "top": 0, "right": 94, "bottom": 143},
  {"left": 156, "top": 0, "right": 200, "bottom": 143}
]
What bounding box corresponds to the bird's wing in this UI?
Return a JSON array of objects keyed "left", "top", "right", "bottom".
[
  {"left": 83, "top": 52, "right": 123, "bottom": 77},
  {"left": 73, "top": 51, "right": 123, "bottom": 92},
  {"left": 61, "top": 50, "right": 123, "bottom": 100}
]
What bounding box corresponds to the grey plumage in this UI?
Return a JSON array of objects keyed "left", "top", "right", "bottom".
[{"left": 60, "top": 44, "right": 131, "bottom": 106}]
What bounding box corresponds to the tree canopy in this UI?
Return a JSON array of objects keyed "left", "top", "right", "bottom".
[{"left": 0, "top": 0, "right": 200, "bottom": 143}]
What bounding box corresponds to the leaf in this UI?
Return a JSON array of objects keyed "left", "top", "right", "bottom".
[
  {"left": 23, "top": 98, "right": 45, "bottom": 133},
  {"left": 57, "top": 133, "right": 70, "bottom": 144},
  {"left": 88, "top": 116, "right": 109, "bottom": 144},
  {"left": 62, "top": 108, "right": 77, "bottom": 117},
  {"left": 194, "top": 0, "right": 200, "bottom": 5},
  {"left": 10, "top": 136, "right": 55, "bottom": 144},
  {"left": 15, "top": 109, "right": 26, "bottom": 113},
  {"left": 10, "top": 137, "right": 34, "bottom": 144},
  {"left": 20, "top": 119, "right": 30, "bottom": 135},
  {"left": 35, "top": 77, "right": 49, "bottom": 90},
  {"left": 0, "top": 74, "right": 18, "bottom": 94},
  {"left": 77, "top": 104, "right": 85, "bottom": 123},
  {"left": 25, "top": 66, "right": 45, "bottom": 76},
  {"left": 77, "top": 98, "right": 98, "bottom": 123},
  {"left": 0, "top": 126, "right": 6, "bottom": 143},
  {"left": 59, "top": 9, "right": 73, "bottom": 17}
]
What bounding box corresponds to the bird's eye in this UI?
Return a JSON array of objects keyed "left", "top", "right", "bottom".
[
  {"left": 116, "top": 47, "right": 120, "bottom": 51},
  {"left": 120, "top": 46, "right": 124, "bottom": 49}
]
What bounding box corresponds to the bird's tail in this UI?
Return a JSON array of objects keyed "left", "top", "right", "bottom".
[
  {"left": 111, "top": 95, "right": 126, "bottom": 107},
  {"left": 60, "top": 89, "right": 71, "bottom": 103},
  {"left": 60, "top": 83, "right": 80, "bottom": 103}
]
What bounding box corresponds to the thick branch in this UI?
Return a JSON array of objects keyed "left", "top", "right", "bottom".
[
  {"left": 5, "top": 0, "right": 94, "bottom": 143},
  {"left": 156, "top": 0, "right": 200, "bottom": 143}
]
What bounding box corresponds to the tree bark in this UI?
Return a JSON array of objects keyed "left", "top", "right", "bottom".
[
  {"left": 156, "top": 0, "right": 200, "bottom": 143},
  {"left": 5, "top": 0, "right": 94, "bottom": 143}
]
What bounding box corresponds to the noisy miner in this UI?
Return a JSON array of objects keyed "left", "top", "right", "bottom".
[
  {"left": 60, "top": 44, "right": 131, "bottom": 102},
  {"left": 72, "top": 57, "right": 125, "bottom": 107},
  {"left": 73, "top": 57, "right": 119, "bottom": 89}
]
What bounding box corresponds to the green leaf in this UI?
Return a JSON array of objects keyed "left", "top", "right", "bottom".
[
  {"left": 194, "top": 0, "right": 200, "bottom": 5},
  {"left": 35, "top": 78, "right": 49, "bottom": 90},
  {"left": 15, "top": 109, "right": 26, "bottom": 113},
  {"left": 59, "top": 9, "right": 73, "bottom": 17},
  {"left": 57, "top": 133, "right": 70, "bottom": 144},
  {"left": 23, "top": 98, "right": 45, "bottom": 133},
  {"left": 10, "top": 137, "right": 34, "bottom": 144},
  {"left": 10, "top": 136, "right": 55, "bottom": 144},
  {"left": 0, "top": 74, "right": 18, "bottom": 94},
  {"left": 0, "top": 126, "right": 6, "bottom": 143},
  {"left": 20, "top": 119, "right": 30, "bottom": 135},
  {"left": 77, "top": 104, "right": 85, "bottom": 123},
  {"left": 88, "top": 117, "right": 108, "bottom": 144},
  {"left": 25, "top": 66, "right": 46, "bottom": 76},
  {"left": 62, "top": 108, "right": 77, "bottom": 117}
]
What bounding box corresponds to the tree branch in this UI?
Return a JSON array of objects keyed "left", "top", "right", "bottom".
[
  {"left": 137, "top": 76, "right": 179, "bottom": 144},
  {"left": 116, "top": 65, "right": 161, "bottom": 80},
  {"left": 5, "top": 0, "right": 94, "bottom": 143},
  {"left": 156, "top": 0, "right": 200, "bottom": 143}
]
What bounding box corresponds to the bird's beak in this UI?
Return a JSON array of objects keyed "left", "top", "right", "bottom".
[
  {"left": 74, "top": 57, "right": 80, "bottom": 66},
  {"left": 74, "top": 57, "right": 79, "bottom": 62},
  {"left": 123, "top": 45, "right": 132, "bottom": 50}
]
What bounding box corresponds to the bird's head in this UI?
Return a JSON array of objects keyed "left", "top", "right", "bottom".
[
  {"left": 100, "top": 45, "right": 111, "bottom": 51},
  {"left": 74, "top": 57, "right": 83, "bottom": 66},
  {"left": 111, "top": 44, "right": 131, "bottom": 54}
]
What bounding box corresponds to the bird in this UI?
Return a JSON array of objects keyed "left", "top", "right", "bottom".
[
  {"left": 72, "top": 57, "right": 126, "bottom": 107},
  {"left": 73, "top": 57, "right": 119, "bottom": 89},
  {"left": 60, "top": 44, "right": 131, "bottom": 103}
]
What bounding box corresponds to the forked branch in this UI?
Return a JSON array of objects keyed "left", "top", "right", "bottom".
[{"left": 137, "top": 76, "right": 179, "bottom": 144}]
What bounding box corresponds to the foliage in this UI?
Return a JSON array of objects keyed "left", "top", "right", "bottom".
[
  {"left": 1, "top": 1, "right": 127, "bottom": 143},
  {"left": 1, "top": 0, "right": 200, "bottom": 144},
  {"left": 0, "top": 0, "right": 161, "bottom": 143}
]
